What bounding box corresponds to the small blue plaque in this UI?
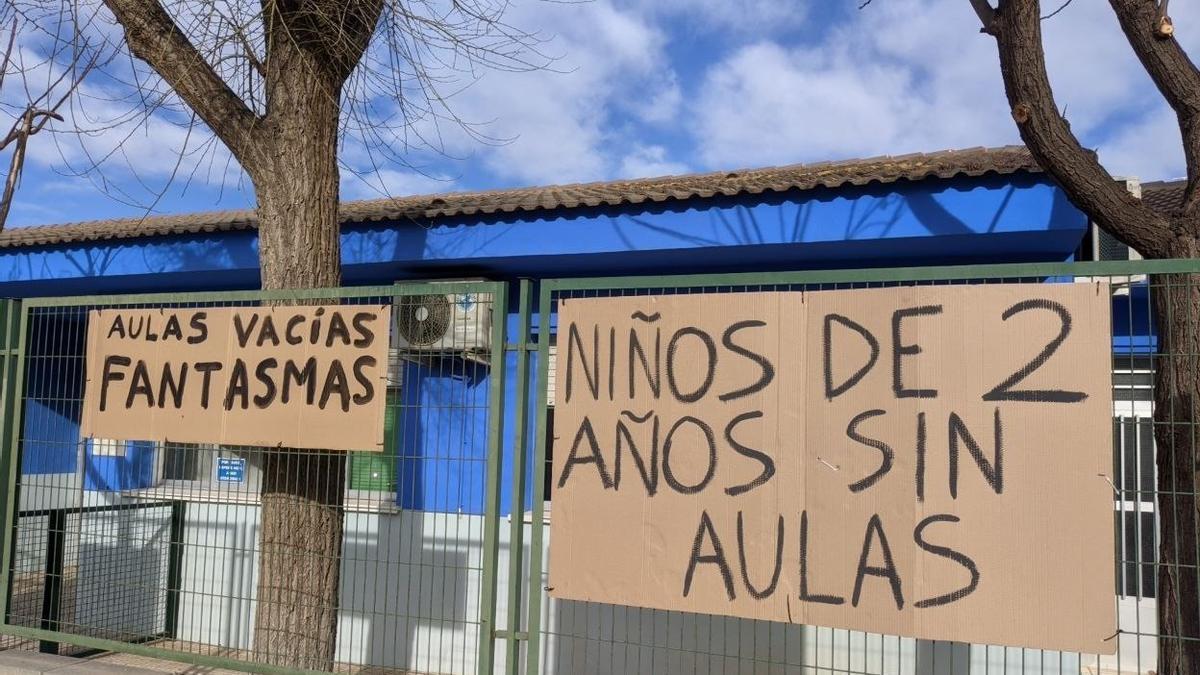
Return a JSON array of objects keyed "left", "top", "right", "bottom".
[{"left": 216, "top": 457, "right": 246, "bottom": 483}]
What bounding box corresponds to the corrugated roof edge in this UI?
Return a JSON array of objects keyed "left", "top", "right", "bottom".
[{"left": 1, "top": 145, "right": 1042, "bottom": 250}]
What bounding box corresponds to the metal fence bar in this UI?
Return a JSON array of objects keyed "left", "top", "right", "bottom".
[
  {"left": 477, "top": 281, "right": 510, "bottom": 675},
  {"left": 523, "top": 281, "right": 554, "bottom": 675},
  {"left": 504, "top": 280, "right": 534, "bottom": 673},
  {"left": 0, "top": 299, "right": 26, "bottom": 626}
]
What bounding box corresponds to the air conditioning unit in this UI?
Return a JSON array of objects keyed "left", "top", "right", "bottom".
[{"left": 392, "top": 288, "right": 493, "bottom": 354}]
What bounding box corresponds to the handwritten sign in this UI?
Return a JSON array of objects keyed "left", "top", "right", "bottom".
[
  {"left": 548, "top": 284, "right": 1115, "bottom": 654},
  {"left": 81, "top": 306, "right": 390, "bottom": 452}
]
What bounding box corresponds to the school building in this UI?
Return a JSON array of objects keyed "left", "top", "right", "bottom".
[{"left": 0, "top": 146, "right": 1173, "bottom": 674}]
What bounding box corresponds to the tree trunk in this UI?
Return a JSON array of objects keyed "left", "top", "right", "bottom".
[
  {"left": 248, "top": 55, "right": 346, "bottom": 671},
  {"left": 1154, "top": 239, "right": 1200, "bottom": 675}
]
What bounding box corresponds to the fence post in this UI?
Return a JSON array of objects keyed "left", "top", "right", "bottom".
[
  {"left": 478, "top": 282, "right": 510, "bottom": 675},
  {"left": 503, "top": 280, "right": 534, "bottom": 672},
  {"left": 522, "top": 283, "right": 554, "bottom": 675},
  {"left": 0, "top": 299, "right": 24, "bottom": 627}
]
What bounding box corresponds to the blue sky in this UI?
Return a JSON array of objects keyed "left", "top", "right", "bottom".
[{"left": 4, "top": 0, "right": 1196, "bottom": 227}]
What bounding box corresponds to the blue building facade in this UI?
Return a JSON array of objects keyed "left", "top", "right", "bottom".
[
  {"left": 0, "top": 145, "right": 1174, "bottom": 673},
  {"left": 0, "top": 146, "right": 1151, "bottom": 507}
]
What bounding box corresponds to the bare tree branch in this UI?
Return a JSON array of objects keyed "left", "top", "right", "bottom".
[
  {"left": 100, "top": 0, "right": 262, "bottom": 162},
  {"left": 1108, "top": 0, "right": 1200, "bottom": 214},
  {"left": 969, "top": 0, "right": 997, "bottom": 32},
  {"left": 987, "top": 0, "right": 1172, "bottom": 256}
]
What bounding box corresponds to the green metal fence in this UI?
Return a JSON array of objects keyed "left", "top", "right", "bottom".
[
  {"left": 0, "top": 260, "right": 1195, "bottom": 674},
  {"left": 0, "top": 282, "right": 512, "bottom": 674},
  {"left": 519, "top": 259, "right": 1200, "bottom": 675}
]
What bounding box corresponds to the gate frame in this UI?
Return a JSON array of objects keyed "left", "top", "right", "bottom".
[{"left": 0, "top": 280, "right": 513, "bottom": 675}]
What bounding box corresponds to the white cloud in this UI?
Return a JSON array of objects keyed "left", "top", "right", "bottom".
[
  {"left": 341, "top": 168, "right": 454, "bottom": 201},
  {"left": 624, "top": 0, "right": 808, "bottom": 36},
  {"left": 619, "top": 144, "right": 689, "bottom": 178},
  {"left": 428, "top": 0, "right": 679, "bottom": 185},
  {"left": 689, "top": 0, "right": 1200, "bottom": 181}
]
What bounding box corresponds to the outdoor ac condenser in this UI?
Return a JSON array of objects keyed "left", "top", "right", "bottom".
[{"left": 392, "top": 287, "right": 493, "bottom": 353}]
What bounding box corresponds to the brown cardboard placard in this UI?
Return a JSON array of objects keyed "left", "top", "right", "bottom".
[
  {"left": 80, "top": 305, "right": 391, "bottom": 452},
  {"left": 548, "top": 283, "right": 1115, "bottom": 654}
]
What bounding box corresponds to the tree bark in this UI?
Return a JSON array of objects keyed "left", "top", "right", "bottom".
[
  {"left": 247, "top": 45, "right": 345, "bottom": 671},
  {"left": 1153, "top": 239, "right": 1200, "bottom": 675}
]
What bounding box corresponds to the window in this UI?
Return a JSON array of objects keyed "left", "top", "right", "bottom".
[
  {"left": 543, "top": 407, "right": 555, "bottom": 502},
  {"left": 155, "top": 443, "right": 263, "bottom": 494},
  {"left": 161, "top": 442, "right": 203, "bottom": 481},
  {"left": 1114, "top": 415, "right": 1156, "bottom": 598}
]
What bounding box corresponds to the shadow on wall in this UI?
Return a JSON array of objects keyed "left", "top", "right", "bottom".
[{"left": 338, "top": 511, "right": 477, "bottom": 673}]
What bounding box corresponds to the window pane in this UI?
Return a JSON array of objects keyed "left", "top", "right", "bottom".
[
  {"left": 162, "top": 443, "right": 199, "bottom": 481},
  {"left": 1140, "top": 511, "right": 1157, "bottom": 598}
]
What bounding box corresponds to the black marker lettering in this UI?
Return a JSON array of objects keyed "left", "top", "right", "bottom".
[
  {"left": 253, "top": 358, "right": 279, "bottom": 408},
  {"left": 128, "top": 315, "right": 145, "bottom": 340},
  {"left": 224, "top": 358, "right": 250, "bottom": 410},
  {"left": 916, "top": 411, "right": 927, "bottom": 502},
  {"left": 913, "top": 514, "right": 979, "bottom": 608},
  {"left": 325, "top": 311, "right": 351, "bottom": 347},
  {"left": 233, "top": 314, "right": 259, "bottom": 348},
  {"left": 799, "top": 510, "right": 845, "bottom": 605},
  {"left": 283, "top": 358, "right": 317, "bottom": 405},
  {"left": 737, "top": 511, "right": 783, "bottom": 599},
  {"left": 982, "top": 299, "right": 1087, "bottom": 403},
  {"left": 194, "top": 361, "right": 223, "bottom": 409},
  {"left": 309, "top": 307, "right": 325, "bottom": 345},
  {"left": 99, "top": 355, "right": 131, "bottom": 411},
  {"left": 256, "top": 315, "right": 280, "bottom": 347},
  {"left": 351, "top": 312, "right": 377, "bottom": 348},
  {"left": 892, "top": 305, "right": 942, "bottom": 399},
  {"left": 725, "top": 411, "right": 774, "bottom": 496},
  {"left": 614, "top": 411, "right": 659, "bottom": 495},
  {"left": 683, "top": 510, "right": 736, "bottom": 601},
  {"left": 158, "top": 362, "right": 188, "bottom": 409},
  {"left": 352, "top": 355, "right": 376, "bottom": 405},
  {"left": 285, "top": 315, "right": 305, "bottom": 345},
  {"left": 188, "top": 312, "right": 208, "bottom": 344},
  {"left": 125, "top": 360, "right": 154, "bottom": 408},
  {"left": 948, "top": 409, "right": 1003, "bottom": 498},
  {"left": 846, "top": 409, "right": 894, "bottom": 493},
  {"left": 852, "top": 514, "right": 904, "bottom": 610},
  {"left": 720, "top": 320, "right": 775, "bottom": 401},
  {"left": 320, "top": 359, "right": 351, "bottom": 412},
  {"left": 557, "top": 417, "right": 613, "bottom": 489},
  {"left": 628, "top": 325, "right": 661, "bottom": 399},
  {"left": 824, "top": 314, "right": 879, "bottom": 399},
  {"left": 162, "top": 314, "right": 183, "bottom": 341},
  {"left": 662, "top": 416, "right": 717, "bottom": 495},
  {"left": 564, "top": 322, "right": 600, "bottom": 404},
  {"left": 106, "top": 316, "right": 126, "bottom": 340},
  {"left": 667, "top": 327, "right": 716, "bottom": 403}
]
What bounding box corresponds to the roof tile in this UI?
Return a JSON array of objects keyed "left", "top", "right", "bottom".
[{"left": 0, "top": 145, "right": 1040, "bottom": 250}]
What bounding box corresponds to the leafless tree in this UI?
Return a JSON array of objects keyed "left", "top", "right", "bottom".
[
  {"left": 959, "top": 1, "right": 1199, "bottom": 672},
  {"left": 0, "top": 16, "right": 97, "bottom": 229},
  {"left": 13, "top": 0, "right": 552, "bottom": 668}
]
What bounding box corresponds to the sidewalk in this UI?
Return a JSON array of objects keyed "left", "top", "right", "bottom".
[{"left": 0, "top": 650, "right": 243, "bottom": 674}]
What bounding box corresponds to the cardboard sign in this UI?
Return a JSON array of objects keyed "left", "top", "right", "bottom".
[
  {"left": 81, "top": 306, "right": 391, "bottom": 452},
  {"left": 548, "top": 283, "right": 1115, "bottom": 654}
]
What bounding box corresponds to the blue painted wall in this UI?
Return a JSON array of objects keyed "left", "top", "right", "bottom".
[
  {"left": 0, "top": 174, "right": 1086, "bottom": 298},
  {"left": 7, "top": 171, "right": 1108, "bottom": 512}
]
